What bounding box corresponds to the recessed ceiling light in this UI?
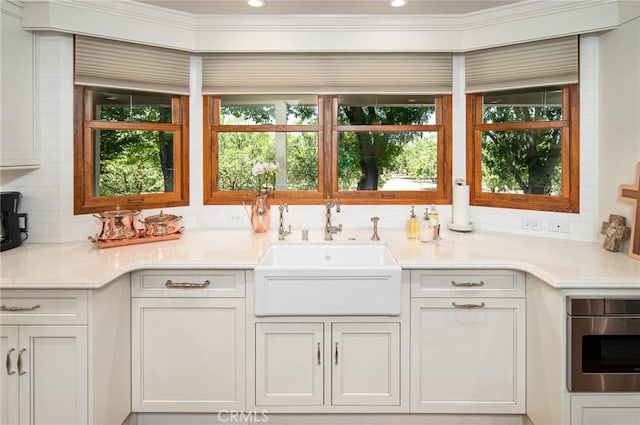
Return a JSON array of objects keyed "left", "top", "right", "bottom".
[
  {"left": 389, "top": 0, "right": 408, "bottom": 7},
  {"left": 247, "top": 0, "right": 265, "bottom": 7}
]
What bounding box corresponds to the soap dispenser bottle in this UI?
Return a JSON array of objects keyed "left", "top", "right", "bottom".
[
  {"left": 407, "top": 206, "right": 420, "bottom": 240},
  {"left": 428, "top": 205, "right": 440, "bottom": 240}
]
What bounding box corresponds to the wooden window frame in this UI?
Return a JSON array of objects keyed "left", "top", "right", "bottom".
[
  {"left": 466, "top": 84, "right": 579, "bottom": 213},
  {"left": 204, "top": 94, "right": 452, "bottom": 206},
  {"left": 73, "top": 86, "right": 190, "bottom": 214},
  {"left": 331, "top": 95, "right": 452, "bottom": 205}
]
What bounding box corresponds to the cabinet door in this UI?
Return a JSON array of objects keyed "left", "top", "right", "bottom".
[
  {"left": 19, "top": 326, "right": 88, "bottom": 425},
  {"left": 1, "top": 6, "right": 38, "bottom": 168},
  {"left": 132, "top": 298, "right": 245, "bottom": 412},
  {"left": 331, "top": 323, "right": 400, "bottom": 406},
  {"left": 411, "top": 298, "right": 525, "bottom": 414},
  {"left": 571, "top": 395, "right": 640, "bottom": 425},
  {"left": 1, "top": 326, "right": 19, "bottom": 425},
  {"left": 255, "top": 323, "right": 324, "bottom": 406}
]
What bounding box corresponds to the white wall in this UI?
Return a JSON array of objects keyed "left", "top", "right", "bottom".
[
  {"left": 598, "top": 12, "right": 640, "bottom": 230},
  {"left": 0, "top": 25, "right": 635, "bottom": 244}
]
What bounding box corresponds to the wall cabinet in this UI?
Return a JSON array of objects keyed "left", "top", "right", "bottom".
[
  {"left": 1, "top": 1, "right": 39, "bottom": 169},
  {"left": 131, "top": 270, "right": 246, "bottom": 412},
  {"left": 255, "top": 321, "right": 400, "bottom": 410},
  {"left": 410, "top": 270, "right": 526, "bottom": 414}
]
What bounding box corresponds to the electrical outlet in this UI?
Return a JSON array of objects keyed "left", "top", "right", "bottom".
[
  {"left": 227, "top": 214, "right": 243, "bottom": 224},
  {"left": 521, "top": 217, "right": 542, "bottom": 230},
  {"left": 549, "top": 219, "right": 569, "bottom": 233}
]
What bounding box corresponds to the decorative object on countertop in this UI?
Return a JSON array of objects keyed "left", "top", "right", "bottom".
[
  {"left": 301, "top": 229, "right": 309, "bottom": 241},
  {"left": 449, "top": 178, "right": 474, "bottom": 232},
  {"left": 89, "top": 208, "right": 183, "bottom": 248},
  {"left": 277, "top": 203, "right": 291, "bottom": 240},
  {"left": 92, "top": 208, "right": 140, "bottom": 241},
  {"left": 427, "top": 205, "right": 440, "bottom": 240},
  {"left": 250, "top": 190, "right": 271, "bottom": 233},
  {"left": 139, "top": 210, "right": 183, "bottom": 237},
  {"left": 600, "top": 214, "right": 631, "bottom": 252},
  {"left": 406, "top": 206, "right": 420, "bottom": 240},
  {"left": 619, "top": 161, "right": 640, "bottom": 260},
  {"left": 247, "top": 161, "right": 279, "bottom": 233},
  {"left": 420, "top": 208, "right": 434, "bottom": 243},
  {"left": 370, "top": 216, "right": 380, "bottom": 241}
]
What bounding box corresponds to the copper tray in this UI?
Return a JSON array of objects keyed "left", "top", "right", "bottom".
[{"left": 88, "top": 230, "right": 182, "bottom": 249}]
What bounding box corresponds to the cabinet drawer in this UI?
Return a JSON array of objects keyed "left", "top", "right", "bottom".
[
  {"left": 0, "top": 290, "right": 88, "bottom": 325},
  {"left": 410, "top": 270, "right": 525, "bottom": 298},
  {"left": 131, "top": 269, "right": 245, "bottom": 298}
]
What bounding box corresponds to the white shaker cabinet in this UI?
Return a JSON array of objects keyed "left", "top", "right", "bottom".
[
  {"left": 1, "top": 325, "right": 87, "bottom": 425},
  {"left": 131, "top": 270, "right": 246, "bottom": 412},
  {"left": 1, "top": 281, "right": 130, "bottom": 425},
  {"left": 1, "top": 1, "right": 39, "bottom": 169},
  {"left": 255, "top": 322, "right": 324, "bottom": 406},
  {"left": 0, "top": 289, "right": 90, "bottom": 425},
  {"left": 571, "top": 395, "right": 640, "bottom": 425},
  {"left": 255, "top": 321, "right": 401, "bottom": 410},
  {"left": 410, "top": 270, "right": 526, "bottom": 414}
]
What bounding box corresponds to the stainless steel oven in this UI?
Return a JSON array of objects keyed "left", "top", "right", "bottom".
[{"left": 567, "top": 297, "right": 640, "bottom": 392}]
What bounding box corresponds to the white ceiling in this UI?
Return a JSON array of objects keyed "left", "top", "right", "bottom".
[{"left": 135, "top": 0, "right": 522, "bottom": 15}]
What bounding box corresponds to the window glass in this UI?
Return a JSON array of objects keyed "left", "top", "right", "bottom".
[
  {"left": 93, "top": 89, "right": 173, "bottom": 123},
  {"left": 217, "top": 132, "right": 318, "bottom": 192},
  {"left": 93, "top": 130, "right": 174, "bottom": 197},
  {"left": 338, "top": 95, "right": 436, "bottom": 125},
  {"left": 337, "top": 131, "right": 438, "bottom": 191},
  {"left": 220, "top": 95, "right": 318, "bottom": 125},
  {"left": 480, "top": 129, "right": 561, "bottom": 195},
  {"left": 482, "top": 88, "right": 563, "bottom": 123}
]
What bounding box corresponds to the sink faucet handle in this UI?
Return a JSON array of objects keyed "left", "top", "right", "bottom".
[{"left": 371, "top": 216, "right": 380, "bottom": 241}]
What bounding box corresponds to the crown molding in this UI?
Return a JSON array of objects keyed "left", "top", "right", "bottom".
[{"left": 20, "top": 0, "right": 625, "bottom": 52}]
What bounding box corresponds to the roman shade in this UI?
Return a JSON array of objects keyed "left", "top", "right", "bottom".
[
  {"left": 201, "top": 52, "right": 453, "bottom": 94},
  {"left": 465, "top": 36, "right": 579, "bottom": 93},
  {"left": 74, "top": 36, "right": 190, "bottom": 94}
]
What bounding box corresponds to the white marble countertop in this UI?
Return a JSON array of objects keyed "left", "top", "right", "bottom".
[{"left": 1, "top": 228, "right": 639, "bottom": 290}]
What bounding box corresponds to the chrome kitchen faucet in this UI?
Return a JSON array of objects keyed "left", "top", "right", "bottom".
[{"left": 324, "top": 198, "right": 342, "bottom": 241}]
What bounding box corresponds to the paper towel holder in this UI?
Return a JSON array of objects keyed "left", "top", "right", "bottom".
[{"left": 448, "top": 222, "right": 474, "bottom": 232}]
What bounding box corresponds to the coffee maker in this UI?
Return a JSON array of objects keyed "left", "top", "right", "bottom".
[{"left": 1, "top": 192, "right": 28, "bottom": 252}]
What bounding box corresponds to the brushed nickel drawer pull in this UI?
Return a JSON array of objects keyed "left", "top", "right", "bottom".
[
  {"left": 317, "top": 342, "right": 321, "bottom": 365},
  {"left": 334, "top": 342, "right": 339, "bottom": 365},
  {"left": 451, "top": 280, "right": 485, "bottom": 287},
  {"left": 6, "top": 348, "right": 15, "bottom": 375},
  {"left": 0, "top": 304, "right": 41, "bottom": 312},
  {"left": 165, "top": 280, "right": 210, "bottom": 289},
  {"left": 452, "top": 301, "right": 486, "bottom": 309},
  {"left": 17, "top": 348, "right": 26, "bottom": 376}
]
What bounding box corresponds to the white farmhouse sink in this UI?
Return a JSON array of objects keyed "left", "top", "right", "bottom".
[{"left": 254, "top": 243, "right": 402, "bottom": 316}]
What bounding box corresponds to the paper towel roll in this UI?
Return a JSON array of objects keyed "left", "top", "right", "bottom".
[{"left": 452, "top": 184, "right": 470, "bottom": 226}]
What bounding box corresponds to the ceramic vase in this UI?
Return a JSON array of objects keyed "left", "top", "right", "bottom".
[{"left": 251, "top": 191, "right": 271, "bottom": 233}]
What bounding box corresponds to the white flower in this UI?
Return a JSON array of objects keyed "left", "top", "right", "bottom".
[
  {"left": 251, "top": 161, "right": 280, "bottom": 191},
  {"left": 252, "top": 161, "right": 279, "bottom": 176}
]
